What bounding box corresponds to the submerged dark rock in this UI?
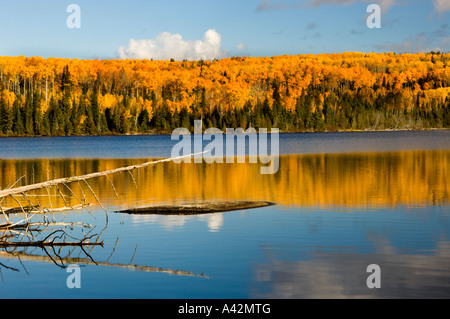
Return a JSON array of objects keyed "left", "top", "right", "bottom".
[{"left": 116, "top": 201, "right": 275, "bottom": 215}]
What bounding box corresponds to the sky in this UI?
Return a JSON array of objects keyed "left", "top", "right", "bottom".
[{"left": 0, "top": 0, "right": 448, "bottom": 60}]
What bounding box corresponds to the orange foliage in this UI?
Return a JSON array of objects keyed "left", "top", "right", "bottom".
[{"left": 0, "top": 52, "right": 449, "bottom": 114}]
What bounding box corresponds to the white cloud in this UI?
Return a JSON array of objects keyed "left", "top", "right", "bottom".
[
  {"left": 374, "top": 33, "right": 434, "bottom": 53},
  {"left": 376, "top": 0, "right": 401, "bottom": 12},
  {"left": 441, "top": 37, "right": 450, "bottom": 48},
  {"left": 117, "top": 29, "right": 225, "bottom": 61},
  {"left": 236, "top": 43, "right": 246, "bottom": 50},
  {"left": 320, "top": 0, "right": 401, "bottom": 11},
  {"left": 433, "top": 0, "right": 450, "bottom": 14},
  {"left": 374, "top": 24, "right": 450, "bottom": 53},
  {"left": 257, "top": 0, "right": 400, "bottom": 13},
  {"left": 307, "top": 0, "right": 359, "bottom": 6},
  {"left": 374, "top": 34, "right": 446, "bottom": 53}
]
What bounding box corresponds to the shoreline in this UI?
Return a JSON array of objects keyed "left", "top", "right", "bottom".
[{"left": 0, "top": 127, "right": 449, "bottom": 139}]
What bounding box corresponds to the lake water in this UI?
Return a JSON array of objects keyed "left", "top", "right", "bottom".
[{"left": 0, "top": 130, "right": 449, "bottom": 299}]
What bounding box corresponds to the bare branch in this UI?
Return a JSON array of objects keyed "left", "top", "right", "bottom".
[
  {"left": 105, "top": 175, "right": 120, "bottom": 199},
  {"left": 0, "top": 151, "right": 209, "bottom": 199}
]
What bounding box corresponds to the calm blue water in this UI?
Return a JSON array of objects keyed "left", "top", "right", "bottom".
[
  {"left": 0, "top": 130, "right": 449, "bottom": 159},
  {"left": 0, "top": 130, "right": 449, "bottom": 299}
]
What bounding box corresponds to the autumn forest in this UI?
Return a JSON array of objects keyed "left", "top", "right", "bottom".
[{"left": 0, "top": 52, "right": 449, "bottom": 136}]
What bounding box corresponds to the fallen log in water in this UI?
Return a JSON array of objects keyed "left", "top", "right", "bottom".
[
  {"left": 1, "top": 204, "right": 92, "bottom": 215},
  {"left": 117, "top": 201, "right": 275, "bottom": 215},
  {"left": 0, "top": 151, "right": 208, "bottom": 199},
  {"left": 0, "top": 241, "right": 103, "bottom": 248}
]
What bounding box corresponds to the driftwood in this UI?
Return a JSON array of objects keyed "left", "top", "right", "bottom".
[
  {"left": 1, "top": 204, "right": 91, "bottom": 216},
  {"left": 0, "top": 223, "right": 102, "bottom": 248},
  {"left": 0, "top": 152, "right": 220, "bottom": 278},
  {"left": 0, "top": 241, "right": 103, "bottom": 248},
  {"left": 0, "top": 152, "right": 207, "bottom": 199},
  {"left": 118, "top": 200, "right": 275, "bottom": 215},
  {"left": 0, "top": 151, "right": 209, "bottom": 230}
]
